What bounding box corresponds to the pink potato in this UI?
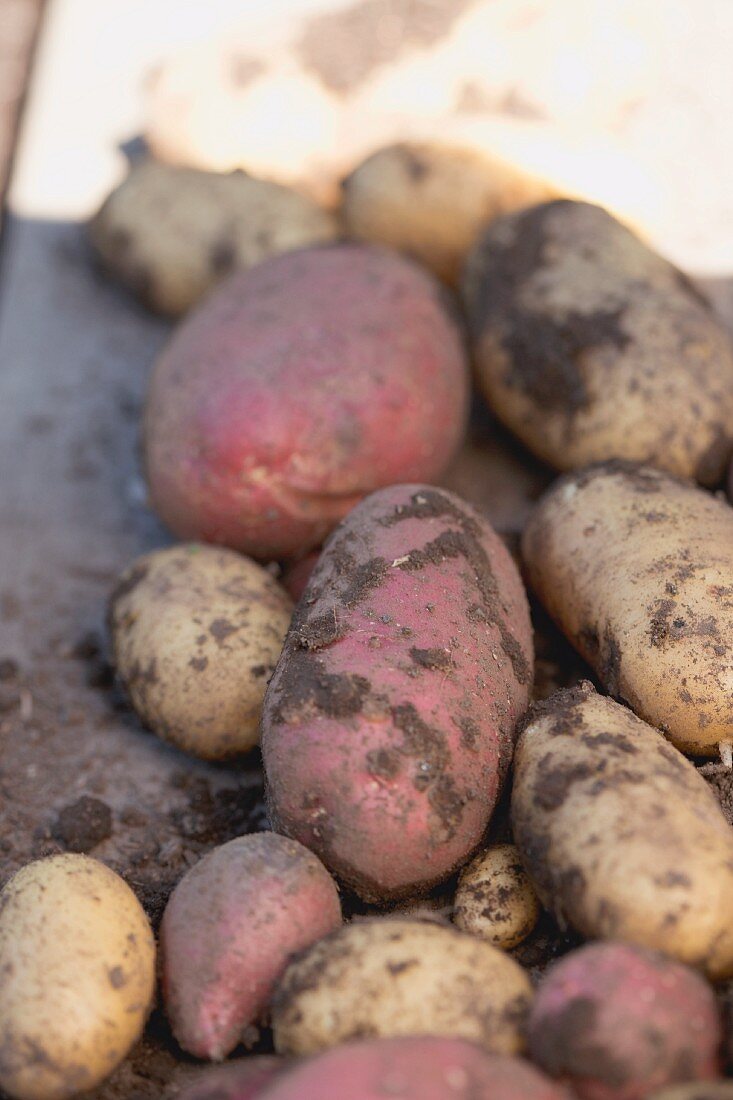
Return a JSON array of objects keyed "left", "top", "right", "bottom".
[
  {"left": 177, "top": 1057, "right": 283, "bottom": 1100},
  {"left": 527, "top": 942, "right": 722, "bottom": 1100},
  {"left": 160, "top": 833, "right": 341, "bottom": 1060},
  {"left": 281, "top": 551, "right": 321, "bottom": 603},
  {"left": 261, "top": 484, "right": 533, "bottom": 901},
  {"left": 143, "top": 244, "right": 469, "bottom": 560},
  {"left": 259, "top": 1037, "right": 571, "bottom": 1100}
]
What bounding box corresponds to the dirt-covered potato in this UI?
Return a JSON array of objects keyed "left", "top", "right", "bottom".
[
  {"left": 260, "top": 1038, "right": 571, "bottom": 1100},
  {"left": 144, "top": 244, "right": 469, "bottom": 560},
  {"left": 177, "top": 1058, "right": 283, "bottom": 1100},
  {"left": 463, "top": 200, "right": 733, "bottom": 484},
  {"left": 262, "top": 485, "right": 533, "bottom": 902},
  {"left": 108, "top": 544, "right": 292, "bottom": 760},
  {"left": 454, "top": 843, "right": 540, "bottom": 949},
  {"left": 90, "top": 161, "right": 339, "bottom": 316},
  {"left": 0, "top": 854, "right": 156, "bottom": 1100},
  {"left": 522, "top": 462, "right": 733, "bottom": 755},
  {"left": 271, "top": 918, "right": 533, "bottom": 1056},
  {"left": 342, "top": 142, "right": 552, "bottom": 284},
  {"left": 528, "top": 942, "right": 721, "bottom": 1100},
  {"left": 161, "top": 834, "right": 341, "bottom": 1060},
  {"left": 511, "top": 684, "right": 733, "bottom": 979}
]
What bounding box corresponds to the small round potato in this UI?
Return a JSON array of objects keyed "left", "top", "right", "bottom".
[
  {"left": 342, "top": 142, "right": 552, "bottom": 284},
  {"left": 90, "top": 161, "right": 339, "bottom": 316},
  {"left": 454, "top": 843, "right": 540, "bottom": 949},
  {"left": 0, "top": 854, "right": 156, "bottom": 1100},
  {"left": 463, "top": 200, "right": 733, "bottom": 485},
  {"left": 108, "top": 544, "right": 293, "bottom": 759},
  {"left": 272, "top": 918, "right": 533, "bottom": 1057}
]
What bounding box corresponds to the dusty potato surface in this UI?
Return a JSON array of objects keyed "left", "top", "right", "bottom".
[
  {"left": 528, "top": 942, "right": 721, "bottom": 1100},
  {"left": 160, "top": 834, "right": 341, "bottom": 1060},
  {"left": 271, "top": 918, "right": 533, "bottom": 1056},
  {"left": 90, "top": 161, "right": 339, "bottom": 316},
  {"left": 522, "top": 461, "right": 733, "bottom": 755},
  {"left": 108, "top": 544, "right": 293, "bottom": 759},
  {"left": 0, "top": 854, "right": 156, "bottom": 1100},
  {"left": 262, "top": 484, "right": 533, "bottom": 901},
  {"left": 511, "top": 684, "right": 733, "bottom": 979},
  {"left": 454, "top": 842, "right": 540, "bottom": 948},
  {"left": 342, "top": 142, "right": 552, "bottom": 283},
  {"left": 143, "top": 244, "right": 469, "bottom": 559},
  {"left": 463, "top": 200, "right": 733, "bottom": 484}
]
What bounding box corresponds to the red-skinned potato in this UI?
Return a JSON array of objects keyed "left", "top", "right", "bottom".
[
  {"left": 160, "top": 834, "right": 341, "bottom": 1060},
  {"left": 528, "top": 942, "right": 721, "bottom": 1100},
  {"left": 143, "top": 244, "right": 469, "bottom": 560},
  {"left": 176, "top": 1058, "right": 283, "bottom": 1100},
  {"left": 259, "top": 1038, "right": 571, "bottom": 1100},
  {"left": 261, "top": 484, "right": 533, "bottom": 901}
]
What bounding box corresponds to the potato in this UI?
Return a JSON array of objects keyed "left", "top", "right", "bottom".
[
  {"left": 463, "top": 200, "right": 733, "bottom": 484},
  {"left": 511, "top": 683, "right": 733, "bottom": 979},
  {"left": 650, "top": 1086, "right": 733, "bottom": 1100},
  {"left": 528, "top": 942, "right": 721, "bottom": 1100},
  {"left": 143, "top": 244, "right": 469, "bottom": 560},
  {"left": 259, "top": 1037, "right": 571, "bottom": 1100},
  {"left": 454, "top": 843, "right": 540, "bottom": 949},
  {"left": 160, "top": 833, "right": 341, "bottom": 1060},
  {"left": 521, "top": 461, "right": 733, "bottom": 755},
  {"left": 176, "top": 1057, "right": 283, "bottom": 1100},
  {"left": 90, "top": 161, "right": 339, "bottom": 316},
  {"left": 342, "top": 142, "right": 553, "bottom": 284},
  {"left": 272, "top": 918, "right": 533, "bottom": 1056},
  {"left": 108, "top": 544, "right": 292, "bottom": 759},
  {"left": 261, "top": 484, "right": 533, "bottom": 901},
  {"left": 0, "top": 854, "right": 155, "bottom": 1100}
]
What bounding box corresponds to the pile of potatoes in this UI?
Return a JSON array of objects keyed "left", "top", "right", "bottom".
[{"left": 7, "top": 141, "right": 733, "bottom": 1100}]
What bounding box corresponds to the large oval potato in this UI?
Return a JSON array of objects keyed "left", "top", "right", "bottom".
[
  {"left": 463, "top": 200, "right": 733, "bottom": 484},
  {"left": 272, "top": 919, "right": 533, "bottom": 1056},
  {"left": 511, "top": 683, "right": 733, "bottom": 979},
  {"left": 161, "top": 834, "right": 341, "bottom": 1060},
  {"left": 528, "top": 942, "right": 721, "bottom": 1100},
  {"left": 108, "top": 544, "right": 293, "bottom": 759},
  {"left": 90, "top": 161, "right": 339, "bottom": 316},
  {"left": 0, "top": 854, "right": 156, "bottom": 1100},
  {"left": 342, "top": 142, "right": 552, "bottom": 285},
  {"left": 262, "top": 484, "right": 533, "bottom": 901},
  {"left": 522, "top": 461, "right": 733, "bottom": 755},
  {"left": 144, "top": 245, "right": 469, "bottom": 559},
  {"left": 261, "top": 1038, "right": 570, "bottom": 1100}
]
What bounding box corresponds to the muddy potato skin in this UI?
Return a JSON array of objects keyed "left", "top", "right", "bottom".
[
  {"left": 463, "top": 200, "right": 733, "bottom": 484},
  {"left": 108, "top": 544, "right": 292, "bottom": 759},
  {"left": 511, "top": 684, "right": 733, "bottom": 979},
  {"left": 522, "top": 462, "right": 733, "bottom": 755},
  {"left": 454, "top": 842, "right": 540, "bottom": 949},
  {"left": 143, "top": 245, "right": 469, "bottom": 560},
  {"left": 90, "top": 161, "right": 339, "bottom": 316},
  {"left": 272, "top": 918, "right": 533, "bottom": 1057},
  {"left": 528, "top": 942, "right": 721, "bottom": 1100},
  {"left": 0, "top": 854, "right": 156, "bottom": 1100},
  {"left": 261, "top": 484, "right": 533, "bottom": 901},
  {"left": 342, "top": 142, "right": 552, "bottom": 285},
  {"left": 260, "top": 1038, "right": 570, "bottom": 1100},
  {"left": 160, "top": 834, "right": 342, "bottom": 1061}
]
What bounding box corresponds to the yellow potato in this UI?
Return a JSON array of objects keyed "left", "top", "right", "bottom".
[
  {"left": 511, "top": 683, "right": 733, "bottom": 980},
  {"left": 342, "top": 142, "right": 552, "bottom": 284},
  {"left": 522, "top": 462, "right": 733, "bottom": 755},
  {"left": 272, "top": 918, "right": 532, "bottom": 1056},
  {"left": 90, "top": 161, "right": 339, "bottom": 316},
  {"left": 463, "top": 200, "right": 733, "bottom": 485},
  {"left": 108, "top": 544, "right": 293, "bottom": 759},
  {"left": 0, "top": 854, "right": 155, "bottom": 1100},
  {"left": 454, "top": 843, "right": 540, "bottom": 949}
]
